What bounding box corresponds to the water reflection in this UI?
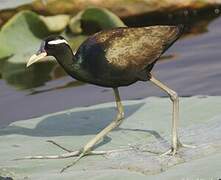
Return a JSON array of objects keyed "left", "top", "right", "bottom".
[{"left": 2, "top": 60, "right": 56, "bottom": 89}]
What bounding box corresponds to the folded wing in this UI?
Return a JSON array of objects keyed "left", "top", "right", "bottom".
[{"left": 97, "top": 26, "right": 183, "bottom": 71}]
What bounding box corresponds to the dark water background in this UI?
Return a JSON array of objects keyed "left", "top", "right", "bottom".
[{"left": 0, "top": 6, "right": 221, "bottom": 128}]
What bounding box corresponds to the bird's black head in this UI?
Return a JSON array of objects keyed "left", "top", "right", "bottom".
[
  {"left": 41, "top": 35, "right": 70, "bottom": 56},
  {"left": 27, "top": 35, "right": 72, "bottom": 67}
]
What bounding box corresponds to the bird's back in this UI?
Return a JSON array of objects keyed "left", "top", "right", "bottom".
[{"left": 75, "top": 25, "right": 183, "bottom": 87}]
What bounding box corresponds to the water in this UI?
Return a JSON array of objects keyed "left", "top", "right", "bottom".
[{"left": 0, "top": 6, "right": 221, "bottom": 128}]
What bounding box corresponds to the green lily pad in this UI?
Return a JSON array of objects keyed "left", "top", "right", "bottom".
[
  {"left": 0, "top": 8, "right": 126, "bottom": 89},
  {"left": 0, "top": 33, "right": 13, "bottom": 60},
  {"left": 69, "top": 7, "right": 126, "bottom": 34},
  {"left": 1, "top": 96, "right": 221, "bottom": 178},
  {"left": 0, "top": 10, "right": 53, "bottom": 89},
  {"left": 40, "top": 14, "right": 70, "bottom": 32},
  {"left": 64, "top": 35, "right": 88, "bottom": 52},
  {"left": 2, "top": 61, "right": 56, "bottom": 89},
  {"left": 0, "top": 10, "right": 51, "bottom": 60}
]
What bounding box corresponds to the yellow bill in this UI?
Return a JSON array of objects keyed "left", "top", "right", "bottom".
[{"left": 26, "top": 52, "right": 47, "bottom": 67}]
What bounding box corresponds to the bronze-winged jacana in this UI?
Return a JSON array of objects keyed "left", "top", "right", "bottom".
[{"left": 26, "top": 25, "right": 195, "bottom": 172}]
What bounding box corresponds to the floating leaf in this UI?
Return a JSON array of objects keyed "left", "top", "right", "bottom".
[
  {"left": 0, "top": 39, "right": 12, "bottom": 59},
  {"left": 40, "top": 14, "right": 70, "bottom": 32},
  {"left": 2, "top": 61, "right": 56, "bottom": 89},
  {"left": 66, "top": 35, "right": 88, "bottom": 52},
  {"left": 69, "top": 7, "right": 126, "bottom": 34},
  {"left": 0, "top": 10, "right": 50, "bottom": 61},
  {"left": 0, "top": 10, "right": 53, "bottom": 89},
  {"left": 0, "top": 8, "right": 126, "bottom": 90}
]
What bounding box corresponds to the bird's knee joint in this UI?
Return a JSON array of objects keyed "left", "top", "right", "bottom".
[
  {"left": 117, "top": 112, "right": 124, "bottom": 119},
  {"left": 120, "top": 112, "right": 125, "bottom": 118},
  {"left": 170, "top": 91, "right": 179, "bottom": 101},
  {"left": 116, "top": 112, "right": 124, "bottom": 123}
]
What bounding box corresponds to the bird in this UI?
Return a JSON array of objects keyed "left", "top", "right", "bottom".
[{"left": 26, "top": 25, "right": 195, "bottom": 172}]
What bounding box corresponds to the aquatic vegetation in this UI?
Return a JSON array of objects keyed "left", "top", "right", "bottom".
[
  {"left": 0, "top": 8, "right": 125, "bottom": 89},
  {"left": 0, "top": 2, "right": 220, "bottom": 90}
]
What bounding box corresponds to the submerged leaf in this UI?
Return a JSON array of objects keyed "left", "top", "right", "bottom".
[{"left": 69, "top": 7, "right": 126, "bottom": 34}]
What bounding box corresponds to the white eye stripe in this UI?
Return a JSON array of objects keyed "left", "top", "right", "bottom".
[{"left": 48, "top": 39, "right": 68, "bottom": 45}]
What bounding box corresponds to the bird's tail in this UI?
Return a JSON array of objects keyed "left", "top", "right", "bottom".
[{"left": 162, "top": 24, "right": 184, "bottom": 53}]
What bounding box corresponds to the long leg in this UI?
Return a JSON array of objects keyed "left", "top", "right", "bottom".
[
  {"left": 60, "top": 88, "right": 125, "bottom": 172},
  {"left": 149, "top": 74, "right": 195, "bottom": 155},
  {"left": 19, "top": 88, "right": 126, "bottom": 172},
  {"left": 80, "top": 88, "right": 124, "bottom": 154}
]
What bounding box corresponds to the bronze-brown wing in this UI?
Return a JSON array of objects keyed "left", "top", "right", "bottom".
[
  {"left": 95, "top": 26, "right": 183, "bottom": 71},
  {"left": 75, "top": 25, "right": 183, "bottom": 86}
]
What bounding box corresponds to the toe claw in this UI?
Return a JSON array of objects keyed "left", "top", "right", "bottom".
[
  {"left": 61, "top": 152, "right": 85, "bottom": 173},
  {"left": 180, "top": 143, "right": 196, "bottom": 149},
  {"left": 160, "top": 141, "right": 196, "bottom": 157},
  {"left": 46, "top": 140, "right": 73, "bottom": 152},
  {"left": 160, "top": 149, "right": 173, "bottom": 157}
]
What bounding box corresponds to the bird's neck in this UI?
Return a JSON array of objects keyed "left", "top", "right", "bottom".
[{"left": 53, "top": 47, "right": 81, "bottom": 78}]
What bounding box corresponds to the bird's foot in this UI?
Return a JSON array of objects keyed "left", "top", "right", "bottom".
[
  {"left": 160, "top": 140, "right": 196, "bottom": 157},
  {"left": 46, "top": 140, "right": 73, "bottom": 152},
  {"left": 60, "top": 146, "right": 133, "bottom": 173},
  {"left": 15, "top": 140, "right": 133, "bottom": 173}
]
